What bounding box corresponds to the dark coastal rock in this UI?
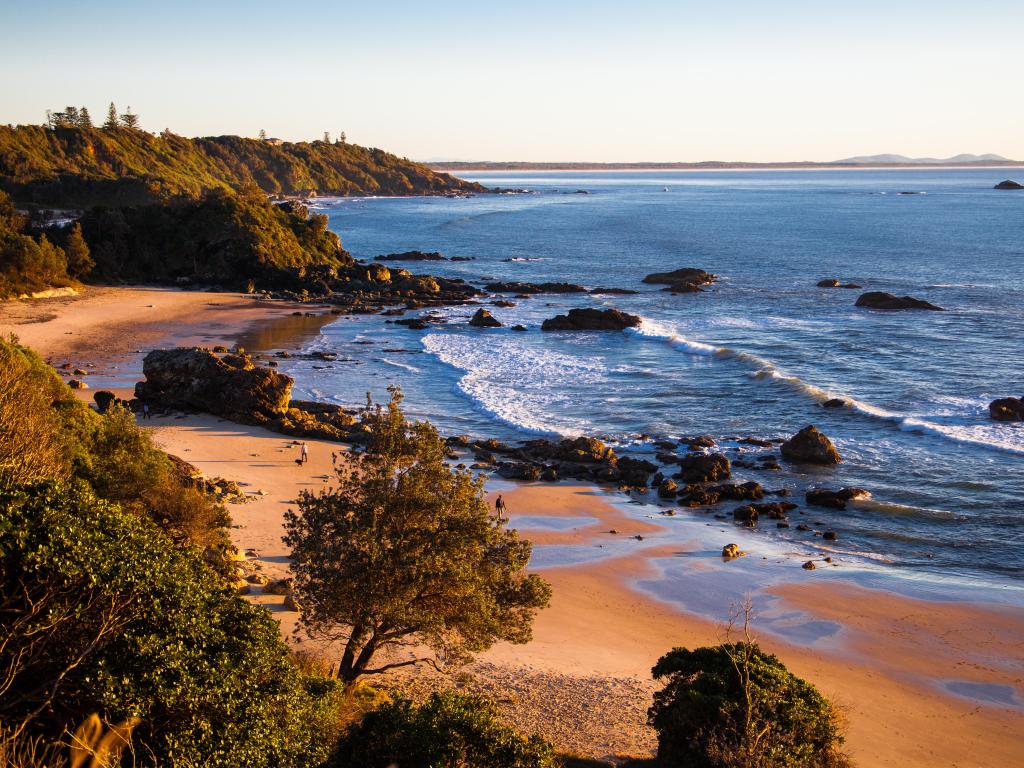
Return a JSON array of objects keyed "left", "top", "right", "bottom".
[
  {"left": 469, "top": 308, "right": 502, "bottom": 328},
  {"left": 780, "top": 425, "right": 841, "bottom": 465},
  {"left": 135, "top": 347, "right": 293, "bottom": 423},
  {"left": 618, "top": 456, "right": 658, "bottom": 487},
  {"left": 805, "top": 487, "right": 870, "bottom": 510},
  {"left": 822, "top": 398, "right": 848, "bottom": 409},
  {"left": 989, "top": 397, "right": 1024, "bottom": 422},
  {"left": 710, "top": 481, "right": 764, "bottom": 501},
  {"left": 394, "top": 318, "right": 430, "bottom": 330},
  {"left": 685, "top": 435, "right": 717, "bottom": 450},
  {"left": 994, "top": 180, "right": 1023, "bottom": 190},
  {"left": 93, "top": 390, "right": 117, "bottom": 413},
  {"left": 802, "top": 560, "right": 817, "bottom": 570},
  {"left": 491, "top": 300, "right": 516, "bottom": 307},
  {"left": 733, "top": 505, "right": 760, "bottom": 523},
  {"left": 374, "top": 251, "right": 446, "bottom": 261},
  {"left": 67, "top": 379, "right": 88, "bottom": 389},
  {"left": 722, "top": 543, "right": 744, "bottom": 559},
  {"left": 589, "top": 287, "right": 640, "bottom": 295},
  {"left": 641, "top": 267, "right": 717, "bottom": 293},
  {"left": 485, "top": 281, "right": 587, "bottom": 294},
  {"left": 541, "top": 308, "right": 641, "bottom": 332},
  {"left": 677, "top": 453, "right": 731, "bottom": 483},
  {"left": 823, "top": 531, "right": 839, "bottom": 541},
  {"left": 511, "top": 324, "right": 527, "bottom": 332},
  {"left": 855, "top": 291, "right": 944, "bottom": 311},
  {"left": 657, "top": 478, "right": 679, "bottom": 498},
  {"left": 817, "top": 279, "right": 862, "bottom": 289}
]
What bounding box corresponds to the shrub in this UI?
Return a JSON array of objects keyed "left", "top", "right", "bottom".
[
  {"left": 648, "top": 643, "right": 848, "bottom": 768},
  {"left": 0, "top": 483, "right": 342, "bottom": 767},
  {"left": 329, "top": 691, "right": 558, "bottom": 768}
]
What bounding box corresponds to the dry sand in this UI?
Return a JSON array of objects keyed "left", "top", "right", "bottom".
[{"left": 5, "top": 288, "right": 1023, "bottom": 766}]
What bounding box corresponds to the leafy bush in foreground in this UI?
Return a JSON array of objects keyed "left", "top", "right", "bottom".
[
  {"left": 329, "top": 691, "right": 558, "bottom": 768},
  {"left": 0, "top": 483, "right": 342, "bottom": 767},
  {"left": 649, "top": 643, "right": 848, "bottom": 768}
]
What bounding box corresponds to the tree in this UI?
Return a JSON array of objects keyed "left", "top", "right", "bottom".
[
  {"left": 259, "top": 128, "right": 267, "bottom": 140},
  {"left": 339, "top": 131, "right": 346, "bottom": 143},
  {"left": 78, "top": 106, "right": 93, "bottom": 128},
  {"left": 63, "top": 222, "right": 93, "bottom": 277},
  {"left": 283, "top": 388, "right": 551, "bottom": 687},
  {"left": 329, "top": 692, "right": 558, "bottom": 768},
  {"left": 648, "top": 607, "right": 848, "bottom": 768},
  {"left": 103, "top": 102, "right": 118, "bottom": 129},
  {"left": 120, "top": 106, "right": 139, "bottom": 129},
  {"left": 323, "top": 131, "right": 331, "bottom": 143}
]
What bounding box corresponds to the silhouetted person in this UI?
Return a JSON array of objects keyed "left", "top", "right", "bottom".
[{"left": 300, "top": 442, "right": 309, "bottom": 464}]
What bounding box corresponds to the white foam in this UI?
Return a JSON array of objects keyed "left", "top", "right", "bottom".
[
  {"left": 377, "top": 358, "right": 421, "bottom": 374},
  {"left": 421, "top": 333, "right": 604, "bottom": 436}
]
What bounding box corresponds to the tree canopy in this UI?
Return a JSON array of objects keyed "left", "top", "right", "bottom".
[{"left": 284, "top": 388, "right": 551, "bottom": 686}]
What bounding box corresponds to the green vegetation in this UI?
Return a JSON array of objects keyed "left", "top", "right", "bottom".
[
  {"left": 329, "top": 691, "right": 558, "bottom": 768},
  {"left": 0, "top": 122, "right": 483, "bottom": 207},
  {"left": 284, "top": 388, "right": 552, "bottom": 686},
  {"left": 79, "top": 187, "right": 354, "bottom": 287},
  {"left": 648, "top": 642, "right": 849, "bottom": 768},
  {"left": 0, "top": 190, "right": 77, "bottom": 298}
]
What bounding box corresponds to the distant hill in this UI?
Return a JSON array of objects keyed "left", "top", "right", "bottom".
[
  {"left": 833, "top": 153, "right": 1011, "bottom": 165},
  {"left": 0, "top": 124, "right": 484, "bottom": 207}
]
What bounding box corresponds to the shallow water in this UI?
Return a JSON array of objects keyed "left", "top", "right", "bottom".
[{"left": 284, "top": 169, "right": 1023, "bottom": 586}]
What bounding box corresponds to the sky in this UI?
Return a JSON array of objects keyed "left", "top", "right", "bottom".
[{"left": 2, "top": 0, "right": 1022, "bottom": 162}]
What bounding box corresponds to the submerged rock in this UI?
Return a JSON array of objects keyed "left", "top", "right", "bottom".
[
  {"left": 806, "top": 487, "right": 870, "bottom": 509},
  {"left": 780, "top": 425, "right": 841, "bottom": 465},
  {"left": 855, "top": 291, "right": 944, "bottom": 311},
  {"left": 642, "top": 267, "right": 717, "bottom": 293},
  {"left": 541, "top": 308, "right": 641, "bottom": 331},
  {"left": 135, "top": 347, "right": 293, "bottom": 423},
  {"left": 485, "top": 281, "right": 587, "bottom": 294},
  {"left": 817, "top": 279, "right": 862, "bottom": 289},
  {"left": 989, "top": 396, "right": 1024, "bottom": 422}
]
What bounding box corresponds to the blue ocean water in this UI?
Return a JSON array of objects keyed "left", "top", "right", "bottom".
[{"left": 285, "top": 169, "right": 1023, "bottom": 585}]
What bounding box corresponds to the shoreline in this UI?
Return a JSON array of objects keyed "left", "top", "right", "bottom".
[{"left": 4, "top": 287, "right": 1023, "bottom": 765}]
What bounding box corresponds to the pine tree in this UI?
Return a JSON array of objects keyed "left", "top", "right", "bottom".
[
  {"left": 78, "top": 107, "right": 93, "bottom": 128},
  {"left": 120, "top": 107, "right": 140, "bottom": 129},
  {"left": 103, "top": 102, "right": 118, "bottom": 130},
  {"left": 339, "top": 131, "right": 346, "bottom": 144},
  {"left": 323, "top": 131, "right": 330, "bottom": 143},
  {"left": 258, "top": 129, "right": 267, "bottom": 140},
  {"left": 64, "top": 106, "right": 80, "bottom": 125},
  {"left": 63, "top": 222, "right": 94, "bottom": 278}
]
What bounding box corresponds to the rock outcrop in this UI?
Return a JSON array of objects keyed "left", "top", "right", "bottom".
[
  {"left": 989, "top": 397, "right": 1024, "bottom": 422},
  {"left": 994, "top": 180, "right": 1023, "bottom": 190},
  {"left": 135, "top": 347, "right": 293, "bottom": 423},
  {"left": 855, "top": 292, "right": 944, "bottom": 311},
  {"left": 817, "top": 279, "right": 862, "bottom": 289},
  {"left": 374, "top": 251, "right": 446, "bottom": 261},
  {"left": 780, "top": 425, "right": 841, "bottom": 465},
  {"left": 541, "top": 308, "right": 641, "bottom": 331},
  {"left": 677, "top": 453, "right": 731, "bottom": 483},
  {"left": 469, "top": 308, "right": 502, "bottom": 328},
  {"left": 642, "top": 267, "right": 717, "bottom": 293},
  {"left": 485, "top": 282, "right": 587, "bottom": 294},
  {"left": 805, "top": 487, "right": 869, "bottom": 509}
]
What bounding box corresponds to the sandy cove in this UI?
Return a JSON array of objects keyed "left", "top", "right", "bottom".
[{"left": 3, "top": 288, "right": 1023, "bottom": 766}]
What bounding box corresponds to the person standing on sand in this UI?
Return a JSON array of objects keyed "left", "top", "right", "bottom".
[
  {"left": 495, "top": 495, "right": 507, "bottom": 519},
  {"left": 300, "top": 442, "right": 309, "bottom": 464},
  {"left": 142, "top": 403, "right": 151, "bottom": 419}
]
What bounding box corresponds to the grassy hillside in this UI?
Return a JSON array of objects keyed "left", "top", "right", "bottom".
[{"left": 0, "top": 124, "right": 484, "bottom": 206}]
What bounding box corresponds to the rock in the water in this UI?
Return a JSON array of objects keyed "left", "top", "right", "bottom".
[
  {"left": 822, "top": 398, "right": 847, "bottom": 409},
  {"left": 855, "top": 291, "right": 944, "bottom": 311},
  {"left": 642, "top": 267, "right": 717, "bottom": 293},
  {"left": 486, "top": 281, "right": 587, "bottom": 294},
  {"left": 67, "top": 379, "right": 88, "bottom": 389},
  {"left": 817, "top": 279, "right": 842, "bottom": 288},
  {"left": 806, "top": 487, "right": 870, "bottom": 509},
  {"left": 722, "top": 543, "right": 744, "bottom": 559},
  {"left": 994, "top": 180, "right": 1023, "bottom": 190},
  {"left": 802, "top": 560, "right": 817, "bottom": 570},
  {"left": 823, "top": 531, "right": 839, "bottom": 541},
  {"left": 374, "top": 250, "right": 446, "bottom": 261},
  {"left": 657, "top": 478, "right": 679, "bottom": 498},
  {"left": 989, "top": 396, "right": 1024, "bottom": 422},
  {"left": 511, "top": 324, "right": 527, "bottom": 332},
  {"left": 135, "top": 347, "right": 293, "bottom": 423},
  {"left": 541, "top": 308, "right": 641, "bottom": 332},
  {"left": 678, "top": 453, "right": 731, "bottom": 483},
  {"left": 733, "top": 505, "right": 760, "bottom": 523},
  {"left": 469, "top": 308, "right": 502, "bottom": 328},
  {"left": 781, "top": 425, "right": 841, "bottom": 465}
]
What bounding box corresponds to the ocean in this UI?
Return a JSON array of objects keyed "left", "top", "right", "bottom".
[{"left": 283, "top": 169, "right": 1023, "bottom": 589}]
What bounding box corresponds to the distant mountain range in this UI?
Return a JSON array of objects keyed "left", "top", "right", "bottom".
[
  {"left": 834, "top": 153, "right": 1011, "bottom": 165},
  {"left": 428, "top": 154, "right": 1021, "bottom": 172}
]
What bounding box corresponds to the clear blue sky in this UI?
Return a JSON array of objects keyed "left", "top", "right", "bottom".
[{"left": 2, "top": 0, "right": 1022, "bottom": 162}]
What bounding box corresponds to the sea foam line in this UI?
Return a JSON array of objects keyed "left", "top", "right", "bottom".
[{"left": 629, "top": 318, "right": 1024, "bottom": 456}]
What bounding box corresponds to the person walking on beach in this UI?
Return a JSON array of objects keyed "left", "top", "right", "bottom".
[
  {"left": 300, "top": 442, "right": 309, "bottom": 464},
  {"left": 142, "top": 403, "right": 151, "bottom": 420},
  {"left": 495, "top": 494, "right": 507, "bottom": 519}
]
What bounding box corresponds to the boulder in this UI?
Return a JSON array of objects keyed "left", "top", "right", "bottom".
[
  {"left": 263, "top": 578, "right": 292, "bottom": 595},
  {"left": 994, "top": 180, "right": 1023, "bottom": 190},
  {"left": 710, "top": 481, "right": 764, "bottom": 501},
  {"left": 817, "top": 279, "right": 842, "bottom": 288},
  {"left": 678, "top": 453, "right": 731, "bottom": 483},
  {"left": 642, "top": 267, "right": 717, "bottom": 292},
  {"left": 469, "top": 308, "right": 502, "bottom": 328},
  {"left": 823, "top": 531, "right": 839, "bottom": 541},
  {"left": 134, "top": 347, "right": 293, "bottom": 423},
  {"left": 93, "top": 390, "right": 117, "bottom": 413},
  {"left": 780, "top": 425, "right": 841, "bottom": 465},
  {"left": 67, "top": 379, "right": 88, "bottom": 389},
  {"left": 657, "top": 478, "right": 679, "bottom": 498},
  {"left": 802, "top": 560, "right": 817, "bottom": 570},
  {"left": 722, "top": 543, "right": 744, "bottom": 559},
  {"left": 511, "top": 324, "right": 527, "bottom": 332},
  {"left": 806, "top": 487, "right": 869, "bottom": 509},
  {"left": 989, "top": 397, "right": 1024, "bottom": 422},
  {"left": 855, "top": 291, "right": 944, "bottom": 311},
  {"left": 374, "top": 251, "right": 446, "bottom": 261},
  {"left": 618, "top": 456, "right": 658, "bottom": 486},
  {"left": 733, "top": 505, "right": 760, "bottom": 523},
  {"left": 485, "top": 282, "right": 587, "bottom": 294},
  {"left": 541, "top": 308, "right": 641, "bottom": 332}
]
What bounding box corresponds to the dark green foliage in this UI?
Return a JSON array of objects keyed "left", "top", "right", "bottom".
[
  {"left": 78, "top": 187, "right": 353, "bottom": 287},
  {"left": 0, "top": 483, "right": 342, "bottom": 767},
  {"left": 648, "top": 644, "right": 848, "bottom": 768},
  {"left": 330, "top": 691, "right": 558, "bottom": 768},
  {"left": 284, "top": 388, "right": 551, "bottom": 685},
  {"left": 61, "top": 221, "right": 93, "bottom": 277},
  {"left": 0, "top": 190, "right": 72, "bottom": 298},
  {"left": 0, "top": 123, "right": 483, "bottom": 207}
]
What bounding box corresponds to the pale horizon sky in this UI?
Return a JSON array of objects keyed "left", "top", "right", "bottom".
[{"left": 2, "top": 0, "right": 1022, "bottom": 163}]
